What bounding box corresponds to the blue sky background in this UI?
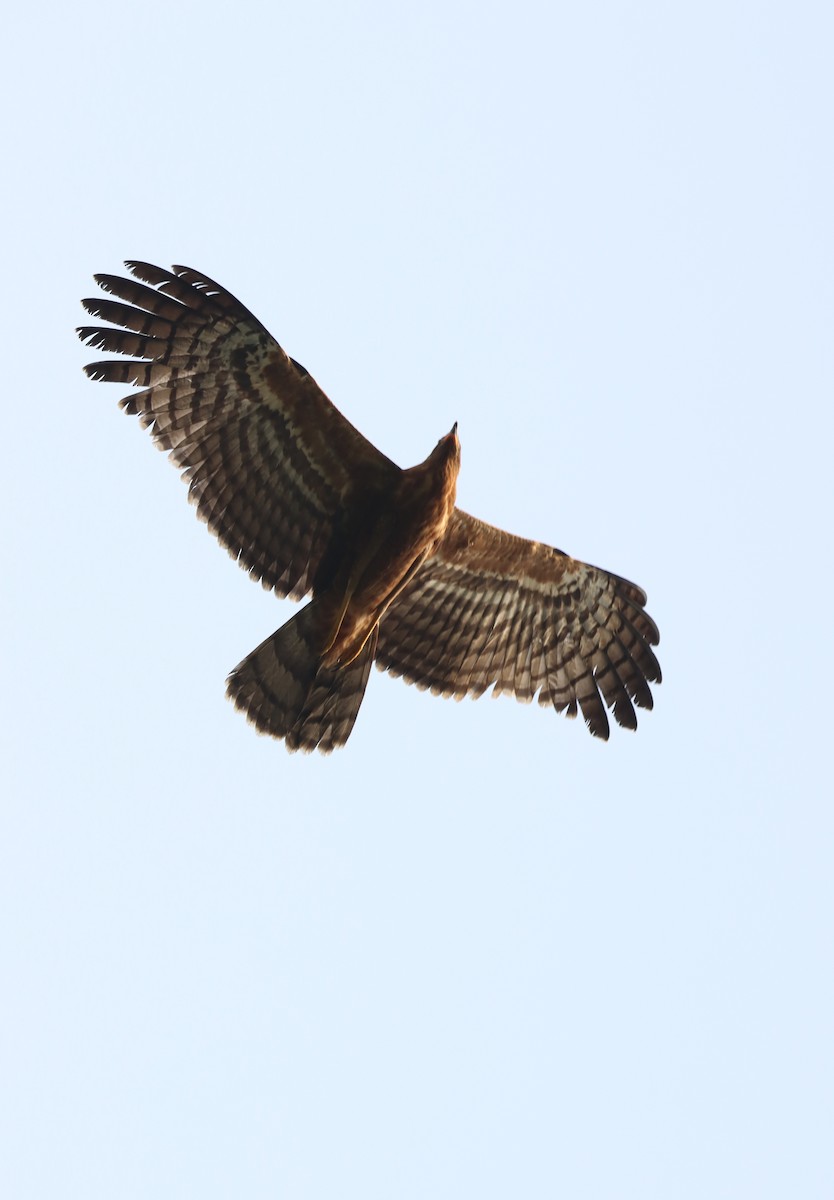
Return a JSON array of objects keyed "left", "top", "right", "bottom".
[{"left": 2, "top": 2, "right": 832, "bottom": 1196}]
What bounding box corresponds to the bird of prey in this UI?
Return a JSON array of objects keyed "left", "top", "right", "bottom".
[{"left": 78, "top": 262, "right": 661, "bottom": 752}]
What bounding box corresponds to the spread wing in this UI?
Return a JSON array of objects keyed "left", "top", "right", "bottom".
[
  {"left": 375, "top": 509, "right": 661, "bottom": 738},
  {"left": 78, "top": 261, "right": 399, "bottom": 599}
]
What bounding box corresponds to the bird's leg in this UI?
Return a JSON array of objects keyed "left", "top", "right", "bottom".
[
  {"left": 320, "top": 582, "right": 357, "bottom": 656},
  {"left": 374, "top": 549, "right": 430, "bottom": 615},
  {"left": 319, "top": 516, "right": 394, "bottom": 657},
  {"left": 330, "top": 549, "right": 432, "bottom": 669}
]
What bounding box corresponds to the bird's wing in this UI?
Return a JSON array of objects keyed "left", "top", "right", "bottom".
[
  {"left": 78, "top": 261, "right": 399, "bottom": 600},
  {"left": 375, "top": 509, "right": 661, "bottom": 738}
]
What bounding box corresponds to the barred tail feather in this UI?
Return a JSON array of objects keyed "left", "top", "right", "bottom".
[{"left": 226, "top": 602, "right": 377, "bottom": 753}]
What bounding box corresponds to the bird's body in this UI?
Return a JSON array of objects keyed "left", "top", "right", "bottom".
[
  {"left": 314, "top": 428, "right": 460, "bottom": 671},
  {"left": 79, "top": 262, "right": 660, "bottom": 752}
]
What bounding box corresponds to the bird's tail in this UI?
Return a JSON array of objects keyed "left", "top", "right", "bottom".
[{"left": 226, "top": 601, "right": 378, "bottom": 753}]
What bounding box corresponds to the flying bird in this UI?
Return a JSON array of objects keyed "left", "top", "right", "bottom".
[{"left": 78, "top": 262, "right": 661, "bottom": 752}]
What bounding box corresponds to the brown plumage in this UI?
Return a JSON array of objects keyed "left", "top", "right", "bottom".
[{"left": 78, "top": 262, "right": 661, "bottom": 752}]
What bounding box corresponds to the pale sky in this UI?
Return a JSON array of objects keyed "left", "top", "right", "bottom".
[{"left": 2, "top": 2, "right": 833, "bottom": 1197}]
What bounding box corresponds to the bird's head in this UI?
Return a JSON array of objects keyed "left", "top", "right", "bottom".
[
  {"left": 411, "top": 423, "right": 461, "bottom": 500},
  {"left": 428, "top": 422, "right": 461, "bottom": 512},
  {"left": 433, "top": 422, "right": 460, "bottom": 469}
]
